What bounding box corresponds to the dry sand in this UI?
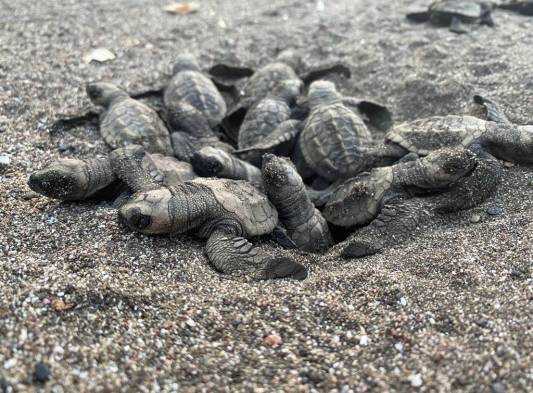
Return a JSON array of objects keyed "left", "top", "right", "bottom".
[{"left": 0, "top": 0, "right": 532, "bottom": 391}]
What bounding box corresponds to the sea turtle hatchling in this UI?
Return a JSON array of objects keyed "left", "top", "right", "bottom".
[
  {"left": 406, "top": 0, "right": 495, "bottom": 34},
  {"left": 341, "top": 148, "right": 503, "bottom": 258},
  {"left": 118, "top": 178, "right": 308, "bottom": 280},
  {"left": 86, "top": 82, "right": 173, "bottom": 155},
  {"left": 236, "top": 79, "right": 303, "bottom": 165},
  {"left": 318, "top": 148, "right": 478, "bottom": 228},
  {"left": 384, "top": 95, "right": 533, "bottom": 164},
  {"left": 28, "top": 147, "right": 196, "bottom": 201},
  {"left": 262, "top": 154, "right": 332, "bottom": 253},
  {"left": 298, "top": 81, "right": 405, "bottom": 182},
  {"left": 498, "top": 0, "right": 533, "bottom": 15},
  {"left": 164, "top": 54, "right": 227, "bottom": 128}
]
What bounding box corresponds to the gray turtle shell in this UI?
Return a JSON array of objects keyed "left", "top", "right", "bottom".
[
  {"left": 238, "top": 96, "right": 291, "bottom": 149},
  {"left": 385, "top": 115, "right": 488, "bottom": 156},
  {"left": 100, "top": 98, "right": 173, "bottom": 155},
  {"left": 192, "top": 178, "right": 278, "bottom": 237},
  {"left": 299, "top": 102, "right": 373, "bottom": 181},
  {"left": 241, "top": 62, "right": 299, "bottom": 105},
  {"left": 164, "top": 70, "right": 227, "bottom": 127},
  {"left": 429, "top": 0, "right": 486, "bottom": 23}
]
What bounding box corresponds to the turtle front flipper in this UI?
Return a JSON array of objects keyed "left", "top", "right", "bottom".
[
  {"left": 449, "top": 16, "right": 469, "bottom": 34},
  {"left": 406, "top": 9, "right": 431, "bottom": 23},
  {"left": 342, "top": 97, "right": 393, "bottom": 131},
  {"left": 28, "top": 157, "right": 116, "bottom": 201},
  {"left": 191, "top": 147, "right": 263, "bottom": 188},
  {"left": 110, "top": 145, "right": 163, "bottom": 192},
  {"left": 341, "top": 196, "right": 433, "bottom": 259},
  {"left": 473, "top": 94, "right": 511, "bottom": 124},
  {"left": 234, "top": 120, "right": 303, "bottom": 163},
  {"left": 205, "top": 228, "right": 307, "bottom": 280}
]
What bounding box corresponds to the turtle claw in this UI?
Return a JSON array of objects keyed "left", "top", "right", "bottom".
[{"left": 264, "top": 257, "right": 308, "bottom": 280}]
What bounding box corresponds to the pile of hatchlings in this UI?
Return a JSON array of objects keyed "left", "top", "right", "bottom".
[{"left": 29, "top": 50, "right": 533, "bottom": 281}]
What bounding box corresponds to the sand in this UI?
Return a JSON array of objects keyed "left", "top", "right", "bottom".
[{"left": 0, "top": 0, "right": 532, "bottom": 391}]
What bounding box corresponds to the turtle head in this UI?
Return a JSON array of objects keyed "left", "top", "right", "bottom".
[
  {"left": 118, "top": 188, "right": 175, "bottom": 234},
  {"left": 172, "top": 54, "right": 200, "bottom": 74},
  {"left": 417, "top": 148, "right": 477, "bottom": 189},
  {"left": 271, "top": 79, "right": 303, "bottom": 105},
  {"left": 86, "top": 82, "right": 128, "bottom": 107},
  {"left": 28, "top": 159, "right": 89, "bottom": 200},
  {"left": 261, "top": 154, "right": 300, "bottom": 191},
  {"left": 275, "top": 49, "right": 303, "bottom": 71},
  {"left": 190, "top": 147, "right": 229, "bottom": 178},
  {"left": 307, "top": 80, "right": 341, "bottom": 108}
]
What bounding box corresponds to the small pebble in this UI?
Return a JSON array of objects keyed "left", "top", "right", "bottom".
[
  {"left": 470, "top": 214, "right": 481, "bottom": 223},
  {"left": 0, "top": 154, "right": 10, "bottom": 171},
  {"left": 408, "top": 373, "right": 423, "bottom": 388},
  {"left": 32, "top": 362, "right": 51, "bottom": 383},
  {"left": 359, "top": 335, "right": 370, "bottom": 346},
  {"left": 486, "top": 206, "right": 503, "bottom": 216},
  {"left": 263, "top": 334, "right": 282, "bottom": 347},
  {"left": 491, "top": 381, "right": 506, "bottom": 393}
]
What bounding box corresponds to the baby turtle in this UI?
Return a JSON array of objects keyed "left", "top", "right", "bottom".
[
  {"left": 28, "top": 157, "right": 116, "bottom": 201},
  {"left": 298, "top": 81, "right": 404, "bottom": 182},
  {"left": 341, "top": 148, "right": 503, "bottom": 258},
  {"left": 86, "top": 82, "right": 173, "bottom": 155},
  {"left": 498, "top": 0, "right": 533, "bottom": 15},
  {"left": 407, "top": 1, "right": 494, "bottom": 34},
  {"left": 236, "top": 79, "right": 303, "bottom": 165},
  {"left": 164, "top": 54, "right": 227, "bottom": 128},
  {"left": 167, "top": 101, "right": 234, "bottom": 162},
  {"left": 191, "top": 147, "right": 263, "bottom": 189},
  {"left": 211, "top": 49, "right": 351, "bottom": 141},
  {"left": 320, "top": 148, "right": 477, "bottom": 228},
  {"left": 262, "top": 154, "right": 332, "bottom": 253},
  {"left": 384, "top": 95, "right": 533, "bottom": 164},
  {"left": 118, "top": 178, "right": 307, "bottom": 280}
]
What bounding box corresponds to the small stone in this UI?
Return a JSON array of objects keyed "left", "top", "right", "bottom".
[
  {"left": 263, "top": 334, "right": 282, "bottom": 347},
  {"left": 23, "top": 191, "right": 40, "bottom": 200},
  {"left": 394, "top": 342, "right": 404, "bottom": 352},
  {"left": 3, "top": 358, "right": 16, "bottom": 369},
  {"left": 32, "top": 362, "right": 51, "bottom": 383},
  {"left": 470, "top": 214, "right": 481, "bottom": 223},
  {"left": 486, "top": 206, "right": 503, "bottom": 216},
  {"left": 491, "top": 382, "right": 506, "bottom": 393},
  {"left": 0, "top": 154, "right": 10, "bottom": 171},
  {"left": 408, "top": 373, "right": 423, "bottom": 388},
  {"left": 359, "top": 335, "right": 370, "bottom": 346},
  {"left": 51, "top": 298, "right": 75, "bottom": 312}
]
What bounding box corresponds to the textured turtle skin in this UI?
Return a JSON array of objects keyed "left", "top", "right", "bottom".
[
  {"left": 110, "top": 145, "right": 197, "bottom": 193},
  {"left": 320, "top": 148, "right": 477, "bottom": 228},
  {"left": 429, "top": 0, "right": 488, "bottom": 24},
  {"left": 341, "top": 149, "right": 502, "bottom": 258},
  {"left": 299, "top": 99, "right": 373, "bottom": 181},
  {"left": 100, "top": 96, "right": 173, "bottom": 156},
  {"left": 118, "top": 178, "right": 307, "bottom": 280},
  {"left": 385, "top": 115, "right": 533, "bottom": 164},
  {"left": 28, "top": 157, "right": 116, "bottom": 201},
  {"left": 262, "top": 154, "right": 332, "bottom": 252},
  {"left": 164, "top": 71, "right": 227, "bottom": 128}
]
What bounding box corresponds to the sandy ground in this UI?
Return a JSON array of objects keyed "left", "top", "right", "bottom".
[{"left": 1, "top": 0, "right": 532, "bottom": 392}]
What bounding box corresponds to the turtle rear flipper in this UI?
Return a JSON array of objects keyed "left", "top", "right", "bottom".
[
  {"left": 473, "top": 94, "right": 510, "bottom": 124},
  {"left": 342, "top": 97, "right": 393, "bottom": 131},
  {"left": 205, "top": 229, "right": 307, "bottom": 280}
]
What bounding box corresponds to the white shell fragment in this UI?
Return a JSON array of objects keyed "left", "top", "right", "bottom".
[
  {"left": 83, "top": 48, "right": 116, "bottom": 64},
  {"left": 163, "top": 2, "right": 199, "bottom": 14}
]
